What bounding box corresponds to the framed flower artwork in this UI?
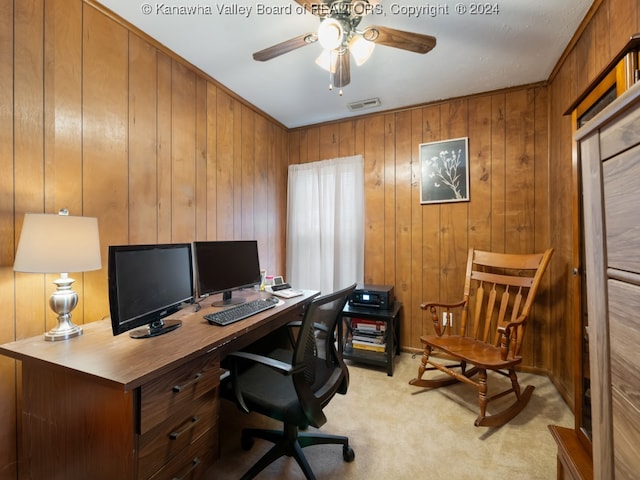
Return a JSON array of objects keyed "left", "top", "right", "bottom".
[{"left": 419, "top": 137, "right": 470, "bottom": 204}]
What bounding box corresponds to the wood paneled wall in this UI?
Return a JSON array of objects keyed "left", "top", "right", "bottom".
[
  {"left": 547, "top": 0, "right": 640, "bottom": 406},
  {"left": 2, "top": 0, "right": 639, "bottom": 476},
  {"left": 288, "top": 87, "right": 552, "bottom": 364},
  {"left": 0, "top": 0, "right": 287, "bottom": 476}
]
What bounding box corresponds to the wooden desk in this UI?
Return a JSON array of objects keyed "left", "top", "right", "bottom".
[{"left": 0, "top": 289, "right": 317, "bottom": 480}]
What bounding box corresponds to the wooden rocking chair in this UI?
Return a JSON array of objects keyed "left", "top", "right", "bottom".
[{"left": 409, "top": 248, "right": 553, "bottom": 427}]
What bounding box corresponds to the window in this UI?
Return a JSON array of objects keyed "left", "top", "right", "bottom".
[{"left": 286, "top": 155, "right": 364, "bottom": 294}]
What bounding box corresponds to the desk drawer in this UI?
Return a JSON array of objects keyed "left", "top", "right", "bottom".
[
  {"left": 138, "top": 391, "right": 218, "bottom": 479},
  {"left": 140, "top": 354, "right": 220, "bottom": 434},
  {"left": 146, "top": 429, "right": 217, "bottom": 480}
]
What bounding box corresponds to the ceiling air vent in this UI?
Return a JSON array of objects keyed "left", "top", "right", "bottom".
[{"left": 347, "top": 97, "right": 381, "bottom": 112}]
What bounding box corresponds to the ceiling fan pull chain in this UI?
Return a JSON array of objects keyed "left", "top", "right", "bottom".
[
  {"left": 328, "top": 49, "right": 334, "bottom": 91},
  {"left": 338, "top": 51, "right": 343, "bottom": 96}
]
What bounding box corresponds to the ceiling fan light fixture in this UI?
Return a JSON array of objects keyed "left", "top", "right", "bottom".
[
  {"left": 362, "top": 27, "right": 379, "bottom": 42},
  {"left": 250, "top": 3, "right": 436, "bottom": 95},
  {"left": 315, "top": 49, "right": 334, "bottom": 72},
  {"left": 349, "top": 34, "right": 375, "bottom": 66},
  {"left": 318, "top": 18, "right": 344, "bottom": 50}
]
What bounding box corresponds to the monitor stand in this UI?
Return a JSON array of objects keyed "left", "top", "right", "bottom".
[
  {"left": 210, "top": 290, "right": 246, "bottom": 307},
  {"left": 129, "top": 319, "right": 182, "bottom": 339}
]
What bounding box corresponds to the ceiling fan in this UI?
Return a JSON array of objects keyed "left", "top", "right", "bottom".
[{"left": 253, "top": 0, "right": 437, "bottom": 92}]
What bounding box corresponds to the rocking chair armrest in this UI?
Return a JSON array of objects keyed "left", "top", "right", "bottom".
[
  {"left": 419, "top": 300, "right": 466, "bottom": 310},
  {"left": 420, "top": 300, "right": 466, "bottom": 337},
  {"left": 498, "top": 313, "right": 527, "bottom": 333},
  {"left": 497, "top": 314, "right": 526, "bottom": 360}
]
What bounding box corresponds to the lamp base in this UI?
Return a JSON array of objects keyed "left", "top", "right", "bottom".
[
  {"left": 46, "top": 274, "right": 83, "bottom": 342},
  {"left": 44, "top": 322, "right": 83, "bottom": 342}
]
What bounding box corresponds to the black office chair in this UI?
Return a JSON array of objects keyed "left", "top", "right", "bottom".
[{"left": 223, "top": 283, "right": 357, "bottom": 480}]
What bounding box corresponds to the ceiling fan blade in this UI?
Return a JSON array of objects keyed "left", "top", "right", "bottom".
[
  {"left": 253, "top": 33, "right": 318, "bottom": 61},
  {"left": 332, "top": 51, "right": 351, "bottom": 88},
  {"left": 362, "top": 26, "right": 436, "bottom": 54}
]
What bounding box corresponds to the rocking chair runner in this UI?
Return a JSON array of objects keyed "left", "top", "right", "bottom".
[{"left": 409, "top": 248, "right": 554, "bottom": 427}]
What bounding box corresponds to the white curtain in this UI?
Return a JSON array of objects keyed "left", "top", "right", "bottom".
[{"left": 286, "top": 155, "right": 364, "bottom": 295}]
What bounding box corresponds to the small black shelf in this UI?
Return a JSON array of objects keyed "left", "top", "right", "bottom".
[{"left": 338, "top": 301, "right": 402, "bottom": 376}]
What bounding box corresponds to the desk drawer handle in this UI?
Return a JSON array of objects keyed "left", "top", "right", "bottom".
[
  {"left": 172, "top": 372, "right": 202, "bottom": 393},
  {"left": 171, "top": 457, "right": 201, "bottom": 480},
  {"left": 169, "top": 416, "right": 200, "bottom": 440}
]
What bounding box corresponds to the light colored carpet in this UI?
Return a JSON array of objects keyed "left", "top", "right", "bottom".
[{"left": 206, "top": 353, "right": 573, "bottom": 479}]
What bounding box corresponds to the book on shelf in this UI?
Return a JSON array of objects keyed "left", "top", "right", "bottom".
[
  {"left": 352, "top": 332, "right": 385, "bottom": 344},
  {"left": 351, "top": 317, "right": 386, "bottom": 331},
  {"left": 351, "top": 339, "right": 386, "bottom": 353}
]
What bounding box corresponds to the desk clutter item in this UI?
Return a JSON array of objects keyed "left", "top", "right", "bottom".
[
  {"left": 204, "top": 297, "right": 278, "bottom": 326},
  {"left": 270, "top": 282, "right": 292, "bottom": 291},
  {"left": 271, "top": 288, "right": 304, "bottom": 299}
]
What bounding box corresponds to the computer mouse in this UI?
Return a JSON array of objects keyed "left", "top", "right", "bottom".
[
  {"left": 193, "top": 303, "right": 202, "bottom": 312},
  {"left": 267, "top": 296, "right": 279, "bottom": 304}
]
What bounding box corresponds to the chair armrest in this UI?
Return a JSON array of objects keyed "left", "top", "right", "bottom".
[
  {"left": 420, "top": 300, "right": 466, "bottom": 336},
  {"left": 420, "top": 300, "right": 466, "bottom": 310},
  {"left": 285, "top": 320, "right": 302, "bottom": 347},
  {"left": 499, "top": 313, "right": 527, "bottom": 331},
  {"left": 284, "top": 320, "right": 332, "bottom": 346},
  {"left": 227, "top": 351, "right": 295, "bottom": 375},
  {"left": 287, "top": 320, "right": 330, "bottom": 333},
  {"left": 497, "top": 314, "right": 527, "bottom": 359},
  {"left": 225, "top": 351, "right": 305, "bottom": 413}
]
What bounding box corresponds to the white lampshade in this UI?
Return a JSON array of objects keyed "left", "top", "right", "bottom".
[
  {"left": 14, "top": 213, "right": 102, "bottom": 274},
  {"left": 318, "top": 18, "right": 344, "bottom": 51},
  {"left": 349, "top": 35, "right": 375, "bottom": 66},
  {"left": 315, "top": 49, "right": 337, "bottom": 73}
]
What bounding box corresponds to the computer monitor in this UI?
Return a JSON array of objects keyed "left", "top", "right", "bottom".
[
  {"left": 108, "top": 243, "right": 194, "bottom": 338},
  {"left": 193, "top": 240, "right": 262, "bottom": 307}
]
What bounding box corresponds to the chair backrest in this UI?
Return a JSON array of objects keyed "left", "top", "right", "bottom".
[
  {"left": 454, "top": 248, "right": 553, "bottom": 357},
  {"left": 292, "top": 283, "right": 357, "bottom": 428}
]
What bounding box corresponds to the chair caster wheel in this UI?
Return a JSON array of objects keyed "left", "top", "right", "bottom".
[
  {"left": 241, "top": 432, "right": 254, "bottom": 451},
  {"left": 343, "top": 445, "right": 355, "bottom": 462}
]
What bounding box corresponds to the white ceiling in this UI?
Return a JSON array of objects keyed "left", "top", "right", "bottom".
[{"left": 97, "top": 0, "right": 593, "bottom": 128}]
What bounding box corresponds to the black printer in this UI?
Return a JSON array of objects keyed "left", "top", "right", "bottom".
[{"left": 348, "top": 284, "right": 394, "bottom": 310}]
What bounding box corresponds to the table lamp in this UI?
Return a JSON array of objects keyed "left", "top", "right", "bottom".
[{"left": 13, "top": 210, "right": 102, "bottom": 341}]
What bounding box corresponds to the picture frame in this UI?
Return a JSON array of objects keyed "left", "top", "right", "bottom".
[{"left": 419, "top": 137, "right": 470, "bottom": 204}]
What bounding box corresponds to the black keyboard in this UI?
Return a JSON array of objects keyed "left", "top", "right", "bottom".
[{"left": 204, "top": 297, "right": 279, "bottom": 326}]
